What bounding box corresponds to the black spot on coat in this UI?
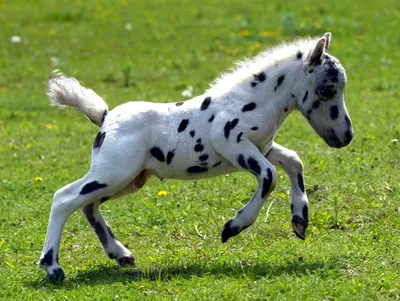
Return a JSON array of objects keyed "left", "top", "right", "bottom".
[
  {"left": 237, "top": 154, "right": 247, "bottom": 169},
  {"left": 298, "top": 173, "right": 305, "bottom": 193},
  {"left": 208, "top": 115, "right": 215, "bottom": 122},
  {"left": 80, "top": 181, "right": 108, "bottom": 195},
  {"left": 166, "top": 151, "right": 175, "bottom": 165},
  {"left": 237, "top": 132, "right": 243, "bottom": 143},
  {"left": 200, "top": 97, "right": 212, "bottom": 110},
  {"left": 190, "top": 130, "right": 195, "bottom": 137},
  {"left": 198, "top": 154, "right": 209, "bottom": 161},
  {"left": 242, "top": 102, "right": 256, "bottom": 112},
  {"left": 261, "top": 168, "right": 273, "bottom": 198},
  {"left": 251, "top": 82, "right": 257, "bottom": 87},
  {"left": 247, "top": 157, "right": 261, "bottom": 176},
  {"left": 297, "top": 51, "right": 303, "bottom": 59},
  {"left": 303, "top": 204, "right": 309, "bottom": 221},
  {"left": 212, "top": 161, "right": 222, "bottom": 167},
  {"left": 178, "top": 119, "right": 189, "bottom": 132},
  {"left": 255, "top": 72, "right": 266, "bottom": 82},
  {"left": 93, "top": 132, "right": 106, "bottom": 149},
  {"left": 251, "top": 126, "right": 258, "bottom": 131},
  {"left": 302, "top": 91, "right": 308, "bottom": 103},
  {"left": 274, "top": 75, "right": 285, "bottom": 91},
  {"left": 101, "top": 196, "right": 110, "bottom": 203},
  {"left": 176, "top": 102, "right": 184, "bottom": 106},
  {"left": 187, "top": 166, "right": 208, "bottom": 173},
  {"left": 150, "top": 147, "right": 165, "bottom": 162},
  {"left": 194, "top": 143, "right": 204, "bottom": 152},
  {"left": 224, "top": 118, "right": 239, "bottom": 139}
]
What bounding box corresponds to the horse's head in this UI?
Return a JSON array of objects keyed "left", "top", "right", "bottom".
[{"left": 299, "top": 33, "right": 353, "bottom": 148}]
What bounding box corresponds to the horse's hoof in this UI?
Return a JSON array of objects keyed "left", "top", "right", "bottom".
[
  {"left": 117, "top": 255, "right": 135, "bottom": 266},
  {"left": 291, "top": 215, "right": 308, "bottom": 240},
  {"left": 48, "top": 267, "right": 65, "bottom": 282}
]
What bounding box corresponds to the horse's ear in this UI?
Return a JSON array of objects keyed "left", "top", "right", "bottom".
[
  {"left": 323, "top": 32, "right": 331, "bottom": 51},
  {"left": 307, "top": 37, "right": 326, "bottom": 65}
]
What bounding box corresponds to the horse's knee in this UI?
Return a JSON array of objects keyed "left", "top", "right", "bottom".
[{"left": 285, "top": 150, "right": 304, "bottom": 175}]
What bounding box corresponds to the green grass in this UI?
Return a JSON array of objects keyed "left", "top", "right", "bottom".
[{"left": 1, "top": 0, "right": 400, "bottom": 299}]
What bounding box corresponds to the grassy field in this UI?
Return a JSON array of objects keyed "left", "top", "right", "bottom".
[{"left": 1, "top": 0, "right": 400, "bottom": 299}]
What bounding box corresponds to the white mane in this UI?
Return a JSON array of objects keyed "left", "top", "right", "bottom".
[{"left": 208, "top": 37, "right": 319, "bottom": 94}]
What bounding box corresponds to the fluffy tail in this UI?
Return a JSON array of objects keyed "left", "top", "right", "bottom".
[{"left": 47, "top": 70, "right": 108, "bottom": 127}]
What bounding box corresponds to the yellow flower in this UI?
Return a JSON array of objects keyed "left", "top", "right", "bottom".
[
  {"left": 45, "top": 124, "right": 57, "bottom": 129},
  {"left": 259, "top": 31, "right": 280, "bottom": 37},
  {"left": 239, "top": 29, "right": 250, "bottom": 36},
  {"left": 35, "top": 177, "right": 43, "bottom": 182},
  {"left": 157, "top": 190, "right": 167, "bottom": 196},
  {"left": 255, "top": 41, "right": 261, "bottom": 48}
]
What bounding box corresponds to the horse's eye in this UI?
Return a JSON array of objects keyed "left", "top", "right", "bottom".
[{"left": 318, "top": 85, "right": 336, "bottom": 98}]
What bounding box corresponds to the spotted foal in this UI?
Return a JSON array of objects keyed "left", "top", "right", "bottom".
[{"left": 39, "top": 32, "right": 353, "bottom": 280}]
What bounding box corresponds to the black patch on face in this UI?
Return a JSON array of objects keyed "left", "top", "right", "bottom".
[
  {"left": 255, "top": 72, "right": 266, "bottom": 82},
  {"left": 194, "top": 143, "right": 204, "bottom": 152},
  {"left": 284, "top": 107, "right": 288, "bottom": 112},
  {"left": 80, "top": 181, "right": 108, "bottom": 195},
  {"left": 291, "top": 93, "right": 295, "bottom": 98},
  {"left": 108, "top": 252, "right": 118, "bottom": 259},
  {"left": 40, "top": 248, "right": 54, "bottom": 266},
  {"left": 303, "top": 204, "right": 309, "bottom": 221},
  {"left": 302, "top": 91, "right": 308, "bottom": 103},
  {"left": 247, "top": 157, "right": 261, "bottom": 176},
  {"left": 325, "top": 59, "right": 339, "bottom": 83},
  {"left": 178, "top": 119, "right": 189, "bottom": 132},
  {"left": 93, "top": 132, "right": 106, "bottom": 149},
  {"left": 208, "top": 115, "right": 215, "bottom": 122},
  {"left": 274, "top": 75, "right": 285, "bottom": 91},
  {"left": 312, "top": 100, "right": 320, "bottom": 109},
  {"left": 200, "top": 97, "right": 212, "bottom": 110},
  {"left": 187, "top": 166, "right": 208, "bottom": 173},
  {"left": 101, "top": 110, "right": 108, "bottom": 125},
  {"left": 150, "top": 147, "right": 165, "bottom": 162},
  {"left": 242, "top": 102, "right": 256, "bottom": 112},
  {"left": 107, "top": 226, "right": 115, "bottom": 239},
  {"left": 223, "top": 118, "right": 239, "bottom": 139},
  {"left": 175, "top": 102, "right": 184, "bottom": 106},
  {"left": 330, "top": 105, "right": 339, "bottom": 120},
  {"left": 297, "top": 51, "right": 303, "bottom": 60},
  {"left": 251, "top": 126, "right": 258, "bottom": 131},
  {"left": 198, "top": 154, "right": 209, "bottom": 161},
  {"left": 308, "top": 69, "right": 314, "bottom": 73},
  {"left": 251, "top": 82, "right": 257, "bottom": 88},
  {"left": 237, "top": 154, "right": 247, "bottom": 169},
  {"left": 237, "top": 132, "right": 243, "bottom": 143},
  {"left": 101, "top": 196, "right": 110, "bottom": 203},
  {"left": 212, "top": 161, "right": 222, "bottom": 168},
  {"left": 166, "top": 151, "right": 175, "bottom": 165},
  {"left": 290, "top": 203, "right": 294, "bottom": 214},
  {"left": 190, "top": 130, "right": 195, "bottom": 137},
  {"left": 297, "top": 173, "right": 305, "bottom": 193}
]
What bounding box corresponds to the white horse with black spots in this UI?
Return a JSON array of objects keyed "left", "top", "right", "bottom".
[{"left": 39, "top": 32, "right": 353, "bottom": 280}]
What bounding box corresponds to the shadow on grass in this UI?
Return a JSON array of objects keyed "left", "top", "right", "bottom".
[{"left": 27, "top": 257, "right": 341, "bottom": 289}]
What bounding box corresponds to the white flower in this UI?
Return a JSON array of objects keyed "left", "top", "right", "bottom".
[
  {"left": 51, "top": 57, "right": 60, "bottom": 67},
  {"left": 125, "top": 23, "right": 132, "bottom": 31},
  {"left": 11, "top": 35, "right": 21, "bottom": 44},
  {"left": 181, "top": 85, "right": 193, "bottom": 98}
]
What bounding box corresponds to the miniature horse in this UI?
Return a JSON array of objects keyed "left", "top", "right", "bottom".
[{"left": 39, "top": 33, "right": 353, "bottom": 280}]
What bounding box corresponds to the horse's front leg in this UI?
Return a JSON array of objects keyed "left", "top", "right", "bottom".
[
  {"left": 266, "top": 142, "right": 309, "bottom": 239},
  {"left": 219, "top": 140, "right": 277, "bottom": 243}
]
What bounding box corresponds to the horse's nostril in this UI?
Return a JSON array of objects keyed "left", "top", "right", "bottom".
[{"left": 344, "top": 129, "right": 353, "bottom": 144}]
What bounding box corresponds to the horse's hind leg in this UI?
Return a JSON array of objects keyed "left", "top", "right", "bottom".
[
  {"left": 81, "top": 169, "right": 151, "bottom": 266},
  {"left": 38, "top": 138, "right": 147, "bottom": 281}
]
